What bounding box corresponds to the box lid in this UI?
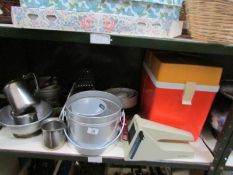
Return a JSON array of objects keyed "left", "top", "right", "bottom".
[
  {"left": 143, "top": 62, "right": 219, "bottom": 92},
  {"left": 145, "top": 51, "right": 223, "bottom": 86},
  {"left": 131, "top": 0, "right": 183, "bottom": 6}
]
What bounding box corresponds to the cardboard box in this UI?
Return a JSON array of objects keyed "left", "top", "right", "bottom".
[
  {"left": 11, "top": 7, "right": 183, "bottom": 38},
  {"left": 19, "top": 0, "right": 183, "bottom": 20}
]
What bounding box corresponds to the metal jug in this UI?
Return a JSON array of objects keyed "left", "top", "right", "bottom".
[{"left": 3, "top": 73, "right": 39, "bottom": 115}]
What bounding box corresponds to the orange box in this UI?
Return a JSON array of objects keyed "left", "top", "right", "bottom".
[{"left": 141, "top": 52, "right": 222, "bottom": 140}]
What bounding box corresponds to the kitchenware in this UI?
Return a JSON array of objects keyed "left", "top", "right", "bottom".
[
  {"left": 36, "top": 76, "right": 61, "bottom": 107},
  {"left": 58, "top": 82, "right": 76, "bottom": 119},
  {"left": 37, "top": 76, "right": 57, "bottom": 89},
  {"left": 12, "top": 111, "right": 38, "bottom": 125},
  {"left": 41, "top": 118, "right": 66, "bottom": 149},
  {"left": 75, "top": 68, "right": 95, "bottom": 92},
  {"left": 69, "top": 97, "right": 106, "bottom": 116},
  {"left": 106, "top": 88, "right": 138, "bottom": 109},
  {"left": 64, "top": 111, "right": 125, "bottom": 156},
  {"left": 64, "top": 90, "right": 123, "bottom": 148},
  {"left": 124, "top": 114, "right": 194, "bottom": 161},
  {"left": 3, "top": 73, "right": 39, "bottom": 115},
  {"left": 0, "top": 100, "right": 52, "bottom": 137}
]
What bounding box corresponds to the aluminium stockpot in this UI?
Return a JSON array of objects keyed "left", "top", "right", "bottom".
[{"left": 64, "top": 90, "right": 123, "bottom": 148}]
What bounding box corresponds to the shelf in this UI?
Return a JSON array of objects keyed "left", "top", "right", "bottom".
[
  {"left": 225, "top": 151, "right": 233, "bottom": 170},
  {"left": 0, "top": 24, "right": 233, "bottom": 55},
  {"left": 0, "top": 127, "right": 213, "bottom": 169},
  {"left": 201, "top": 126, "right": 217, "bottom": 152}
]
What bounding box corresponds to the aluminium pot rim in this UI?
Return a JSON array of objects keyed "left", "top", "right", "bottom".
[{"left": 65, "top": 90, "right": 123, "bottom": 122}]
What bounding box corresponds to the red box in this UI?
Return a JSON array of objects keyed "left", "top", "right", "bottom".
[{"left": 141, "top": 60, "right": 222, "bottom": 140}]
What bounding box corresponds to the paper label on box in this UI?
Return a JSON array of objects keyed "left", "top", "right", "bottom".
[
  {"left": 90, "top": 33, "right": 111, "bottom": 44},
  {"left": 87, "top": 127, "right": 99, "bottom": 135}
]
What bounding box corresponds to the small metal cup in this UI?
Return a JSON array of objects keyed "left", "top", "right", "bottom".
[
  {"left": 12, "top": 111, "right": 38, "bottom": 125},
  {"left": 41, "top": 118, "right": 66, "bottom": 149}
]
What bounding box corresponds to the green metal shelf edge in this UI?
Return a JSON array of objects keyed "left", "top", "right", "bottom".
[{"left": 0, "top": 25, "right": 233, "bottom": 55}]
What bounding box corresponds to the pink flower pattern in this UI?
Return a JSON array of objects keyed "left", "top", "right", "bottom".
[
  {"left": 103, "top": 16, "right": 116, "bottom": 32},
  {"left": 80, "top": 17, "right": 94, "bottom": 30}
]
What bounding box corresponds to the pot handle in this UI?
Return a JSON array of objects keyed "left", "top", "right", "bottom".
[
  {"left": 60, "top": 108, "right": 66, "bottom": 120},
  {"left": 59, "top": 82, "right": 76, "bottom": 120},
  {"left": 22, "top": 72, "right": 39, "bottom": 93},
  {"left": 64, "top": 110, "right": 126, "bottom": 150}
]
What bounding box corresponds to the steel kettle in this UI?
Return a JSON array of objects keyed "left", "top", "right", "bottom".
[{"left": 3, "top": 73, "right": 39, "bottom": 115}]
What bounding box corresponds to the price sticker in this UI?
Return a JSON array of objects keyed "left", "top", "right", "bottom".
[
  {"left": 90, "top": 33, "right": 111, "bottom": 44},
  {"left": 88, "top": 156, "right": 102, "bottom": 163},
  {"left": 87, "top": 127, "right": 99, "bottom": 135}
]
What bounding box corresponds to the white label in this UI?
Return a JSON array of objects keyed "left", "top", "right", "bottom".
[
  {"left": 87, "top": 127, "right": 99, "bottom": 135},
  {"left": 90, "top": 33, "right": 111, "bottom": 44},
  {"left": 88, "top": 156, "right": 102, "bottom": 163}
]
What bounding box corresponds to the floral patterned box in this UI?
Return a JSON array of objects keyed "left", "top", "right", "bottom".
[
  {"left": 11, "top": 6, "right": 183, "bottom": 38},
  {"left": 19, "top": 0, "right": 183, "bottom": 20}
]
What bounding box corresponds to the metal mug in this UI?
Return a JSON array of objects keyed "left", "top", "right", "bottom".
[
  {"left": 41, "top": 118, "right": 66, "bottom": 149},
  {"left": 12, "top": 111, "right": 38, "bottom": 125},
  {"left": 3, "top": 73, "right": 39, "bottom": 115}
]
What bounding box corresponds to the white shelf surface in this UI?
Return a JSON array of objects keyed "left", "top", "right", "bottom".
[
  {"left": 201, "top": 126, "right": 217, "bottom": 152},
  {"left": 0, "top": 127, "right": 213, "bottom": 165},
  {"left": 226, "top": 151, "right": 233, "bottom": 168}
]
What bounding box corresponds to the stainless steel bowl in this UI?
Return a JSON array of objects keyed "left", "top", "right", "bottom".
[{"left": 0, "top": 101, "right": 52, "bottom": 137}]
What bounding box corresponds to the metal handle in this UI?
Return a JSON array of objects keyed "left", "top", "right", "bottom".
[
  {"left": 64, "top": 111, "right": 125, "bottom": 150},
  {"left": 59, "top": 82, "right": 76, "bottom": 119},
  {"left": 22, "top": 72, "right": 39, "bottom": 92}
]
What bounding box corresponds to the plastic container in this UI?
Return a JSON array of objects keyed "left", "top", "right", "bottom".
[
  {"left": 141, "top": 52, "right": 222, "bottom": 140},
  {"left": 69, "top": 97, "right": 106, "bottom": 116}
]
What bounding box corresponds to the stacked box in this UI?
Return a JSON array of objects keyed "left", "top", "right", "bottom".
[
  {"left": 11, "top": 7, "right": 183, "bottom": 38},
  {"left": 19, "top": 0, "right": 183, "bottom": 20}
]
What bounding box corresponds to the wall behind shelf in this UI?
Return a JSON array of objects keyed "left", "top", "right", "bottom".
[
  {"left": 0, "top": 38, "right": 144, "bottom": 92},
  {"left": 1, "top": 38, "right": 233, "bottom": 92}
]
